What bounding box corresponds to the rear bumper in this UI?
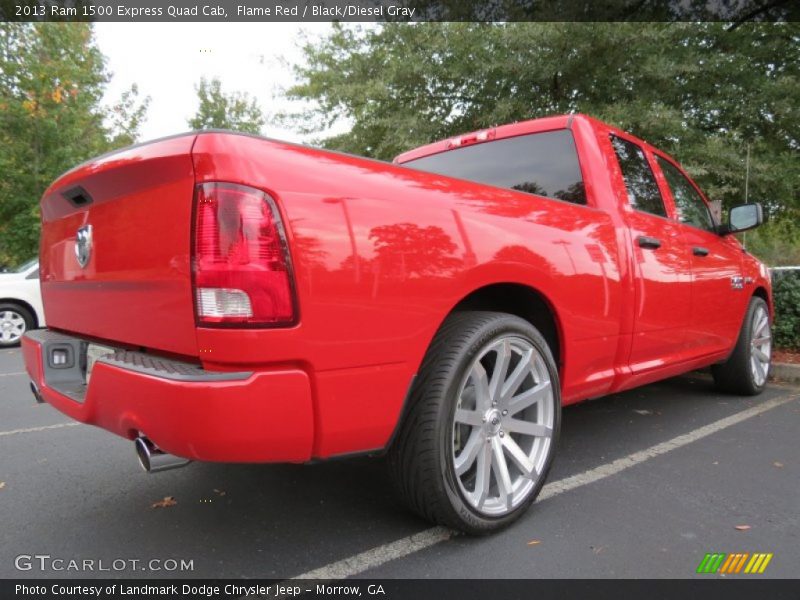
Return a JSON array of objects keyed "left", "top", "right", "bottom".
[{"left": 22, "top": 329, "right": 314, "bottom": 463}]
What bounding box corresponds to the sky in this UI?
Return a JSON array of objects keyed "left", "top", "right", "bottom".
[{"left": 93, "top": 23, "right": 348, "bottom": 143}]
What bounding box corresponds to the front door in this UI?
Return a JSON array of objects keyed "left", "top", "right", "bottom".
[{"left": 654, "top": 155, "right": 747, "bottom": 357}]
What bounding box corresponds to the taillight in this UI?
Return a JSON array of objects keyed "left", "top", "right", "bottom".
[{"left": 192, "top": 182, "right": 296, "bottom": 326}]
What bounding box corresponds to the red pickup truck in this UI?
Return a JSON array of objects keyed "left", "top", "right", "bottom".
[{"left": 23, "top": 114, "right": 771, "bottom": 533}]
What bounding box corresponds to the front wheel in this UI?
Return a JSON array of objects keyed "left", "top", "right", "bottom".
[
  {"left": 388, "top": 311, "right": 560, "bottom": 534},
  {"left": 712, "top": 297, "right": 771, "bottom": 395}
]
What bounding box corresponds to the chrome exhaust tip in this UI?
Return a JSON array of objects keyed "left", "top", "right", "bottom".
[
  {"left": 30, "top": 382, "right": 44, "bottom": 404},
  {"left": 134, "top": 437, "right": 191, "bottom": 473}
]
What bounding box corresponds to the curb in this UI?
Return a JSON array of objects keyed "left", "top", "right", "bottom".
[{"left": 770, "top": 362, "right": 800, "bottom": 385}]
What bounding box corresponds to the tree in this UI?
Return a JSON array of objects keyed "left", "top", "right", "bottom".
[
  {"left": 188, "top": 77, "right": 265, "bottom": 134},
  {"left": 0, "top": 23, "right": 149, "bottom": 266},
  {"left": 282, "top": 23, "right": 800, "bottom": 262}
]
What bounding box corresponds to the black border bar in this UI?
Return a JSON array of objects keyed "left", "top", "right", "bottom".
[
  {"left": 4, "top": 579, "right": 800, "bottom": 600},
  {"left": 1, "top": 0, "right": 799, "bottom": 22}
]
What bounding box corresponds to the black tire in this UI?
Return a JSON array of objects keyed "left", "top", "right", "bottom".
[
  {"left": 712, "top": 297, "right": 771, "bottom": 396},
  {"left": 0, "top": 302, "right": 35, "bottom": 348},
  {"left": 388, "top": 311, "right": 561, "bottom": 535}
]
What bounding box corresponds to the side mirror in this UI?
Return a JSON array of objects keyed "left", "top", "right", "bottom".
[{"left": 721, "top": 203, "right": 764, "bottom": 235}]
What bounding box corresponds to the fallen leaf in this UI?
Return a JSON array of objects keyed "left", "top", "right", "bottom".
[
  {"left": 527, "top": 540, "right": 541, "bottom": 546},
  {"left": 151, "top": 496, "right": 177, "bottom": 509},
  {"left": 592, "top": 545, "right": 606, "bottom": 555},
  {"left": 0, "top": 482, "right": 5, "bottom": 490},
  {"left": 773, "top": 462, "right": 784, "bottom": 468},
  {"left": 734, "top": 525, "right": 751, "bottom": 531}
]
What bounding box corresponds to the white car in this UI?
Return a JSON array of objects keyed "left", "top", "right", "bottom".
[{"left": 0, "top": 258, "right": 45, "bottom": 347}]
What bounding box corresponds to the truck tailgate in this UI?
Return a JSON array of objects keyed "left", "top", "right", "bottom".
[{"left": 39, "top": 134, "right": 199, "bottom": 357}]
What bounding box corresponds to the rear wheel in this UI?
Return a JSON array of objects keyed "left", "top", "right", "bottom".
[
  {"left": 0, "top": 303, "right": 34, "bottom": 347},
  {"left": 388, "top": 311, "right": 560, "bottom": 534},
  {"left": 712, "top": 297, "right": 771, "bottom": 395}
]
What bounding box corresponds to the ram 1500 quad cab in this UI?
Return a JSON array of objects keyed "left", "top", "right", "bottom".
[{"left": 23, "top": 114, "right": 772, "bottom": 533}]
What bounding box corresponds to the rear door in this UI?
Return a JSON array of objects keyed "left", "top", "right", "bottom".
[
  {"left": 653, "top": 155, "right": 746, "bottom": 356},
  {"left": 608, "top": 135, "right": 692, "bottom": 371}
]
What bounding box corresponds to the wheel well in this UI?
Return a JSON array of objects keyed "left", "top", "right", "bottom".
[
  {"left": 450, "top": 283, "right": 562, "bottom": 368},
  {"left": 753, "top": 286, "right": 770, "bottom": 315},
  {"left": 0, "top": 298, "right": 38, "bottom": 327}
]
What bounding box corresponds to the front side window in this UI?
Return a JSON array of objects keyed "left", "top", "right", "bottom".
[
  {"left": 404, "top": 129, "right": 587, "bottom": 205},
  {"left": 656, "top": 156, "right": 715, "bottom": 232},
  {"left": 609, "top": 135, "right": 667, "bottom": 218}
]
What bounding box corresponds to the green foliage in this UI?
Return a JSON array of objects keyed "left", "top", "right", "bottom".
[
  {"left": 772, "top": 272, "right": 800, "bottom": 350},
  {"left": 188, "top": 77, "right": 265, "bottom": 134},
  {"left": 107, "top": 83, "right": 150, "bottom": 148},
  {"left": 283, "top": 23, "right": 799, "bottom": 232},
  {"left": 743, "top": 219, "right": 800, "bottom": 267},
  {"left": 0, "top": 23, "right": 149, "bottom": 266}
]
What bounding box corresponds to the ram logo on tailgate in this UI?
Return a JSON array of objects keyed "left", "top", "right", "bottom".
[{"left": 75, "top": 224, "right": 93, "bottom": 268}]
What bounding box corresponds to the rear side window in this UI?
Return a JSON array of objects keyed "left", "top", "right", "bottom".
[
  {"left": 656, "top": 156, "right": 716, "bottom": 232},
  {"left": 610, "top": 135, "right": 667, "bottom": 218},
  {"left": 404, "top": 130, "right": 587, "bottom": 205}
]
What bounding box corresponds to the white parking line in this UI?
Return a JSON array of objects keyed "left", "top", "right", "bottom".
[
  {"left": 0, "top": 422, "right": 80, "bottom": 437},
  {"left": 291, "top": 528, "right": 452, "bottom": 581},
  {"left": 291, "top": 392, "right": 799, "bottom": 580},
  {"left": 0, "top": 371, "right": 26, "bottom": 378}
]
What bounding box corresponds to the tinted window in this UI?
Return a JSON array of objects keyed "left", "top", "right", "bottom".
[
  {"left": 405, "top": 130, "right": 586, "bottom": 205},
  {"left": 12, "top": 258, "right": 37, "bottom": 273},
  {"left": 610, "top": 136, "right": 667, "bottom": 218},
  {"left": 657, "top": 156, "right": 715, "bottom": 232}
]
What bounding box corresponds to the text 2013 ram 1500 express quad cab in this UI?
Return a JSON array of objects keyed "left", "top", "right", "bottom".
[{"left": 23, "top": 114, "right": 772, "bottom": 533}]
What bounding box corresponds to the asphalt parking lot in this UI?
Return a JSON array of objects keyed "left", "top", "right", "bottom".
[{"left": 1, "top": 346, "right": 798, "bottom": 580}]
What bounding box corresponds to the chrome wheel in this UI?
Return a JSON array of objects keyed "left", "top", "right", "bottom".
[
  {"left": 452, "top": 336, "right": 554, "bottom": 517},
  {"left": 0, "top": 310, "right": 26, "bottom": 344},
  {"left": 750, "top": 304, "right": 771, "bottom": 387}
]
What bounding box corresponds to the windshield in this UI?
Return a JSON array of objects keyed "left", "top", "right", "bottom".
[{"left": 9, "top": 258, "right": 38, "bottom": 273}]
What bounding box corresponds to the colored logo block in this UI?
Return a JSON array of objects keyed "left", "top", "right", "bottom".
[{"left": 696, "top": 553, "right": 773, "bottom": 574}]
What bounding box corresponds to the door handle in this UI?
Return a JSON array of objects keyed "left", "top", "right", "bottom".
[
  {"left": 692, "top": 246, "right": 710, "bottom": 257},
  {"left": 637, "top": 236, "right": 662, "bottom": 250}
]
